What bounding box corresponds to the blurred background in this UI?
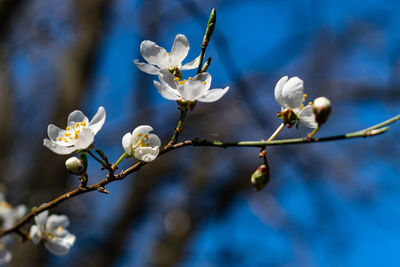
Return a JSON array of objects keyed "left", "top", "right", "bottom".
[{"left": 0, "top": 0, "right": 399, "bottom": 266}]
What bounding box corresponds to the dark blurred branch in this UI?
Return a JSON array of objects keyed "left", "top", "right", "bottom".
[{"left": 26, "top": 0, "right": 112, "bottom": 201}]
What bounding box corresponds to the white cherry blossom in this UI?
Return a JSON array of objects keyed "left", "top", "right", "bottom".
[
  {"left": 134, "top": 34, "right": 200, "bottom": 75},
  {"left": 43, "top": 106, "right": 106, "bottom": 155},
  {"left": 30, "top": 210, "right": 76, "bottom": 256},
  {"left": 153, "top": 69, "right": 229, "bottom": 103},
  {"left": 274, "top": 76, "right": 317, "bottom": 128},
  {"left": 0, "top": 194, "right": 26, "bottom": 265},
  {"left": 122, "top": 125, "right": 161, "bottom": 162}
]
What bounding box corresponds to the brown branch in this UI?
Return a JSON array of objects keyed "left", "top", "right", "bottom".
[{"left": 0, "top": 113, "right": 397, "bottom": 237}]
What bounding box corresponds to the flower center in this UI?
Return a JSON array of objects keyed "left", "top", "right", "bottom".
[
  {"left": 300, "top": 94, "right": 312, "bottom": 109},
  {"left": 57, "top": 121, "right": 87, "bottom": 143},
  {"left": 132, "top": 133, "right": 152, "bottom": 155}
]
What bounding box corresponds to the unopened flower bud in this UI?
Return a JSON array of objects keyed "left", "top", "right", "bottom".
[
  {"left": 251, "top": 164, "right": 270, "bottom": 191},
  {"left": 313, "top": 96, "right": 331, "bottom": 125},
  {"left": 65, "top": 157, "right": 84, "bottom": 175}
]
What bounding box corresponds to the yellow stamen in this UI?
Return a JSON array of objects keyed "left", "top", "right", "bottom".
[
  {"left": 81, "top": 121, "right": 86, "bottom": 126},
  {"left": 0, "top": 202, "right": 11, "bottom": 209},
  {"left": 173, "top": 77, "right": 179, "bottom": 82},
  {"left": 58, "top": 226, "right": 63, "bottom": 232},
  {"left": 66, "top": 127, "right": 70, "bottom": 130},
  {"left": 65, "top": 133, "right": 71, "bottom": 137},
  {"left": 143, "top": 134, "right": 149, "bottom": 140},
  {"left": 178, "top": 80, "right": 186, "bottom": 85},
  {"left": 303, "top": 94, "right": 307, "bottom": 98},
  {"left": 168, "top": 52, "right": 171, "bottom": 55},
  {"left": 203, "top": 81, "right": 206, "bottom": 85},
  {"left": 74, "top": 130, "right": 80, "bottom": 139},
  {"left": 136, "top": 133, "right": 142, "bottom": 137},
  {"left": 58, "top": 137, "right": 62, "bottom": 141},
  {"left": 308, "top": 101, "right": 313, "bottom": 106},
  {"left": 301, "top": 104, "right": 304, "bottom": 109},
  {"left": 188, "top": 77, "right": 192, "bottom": 80}
]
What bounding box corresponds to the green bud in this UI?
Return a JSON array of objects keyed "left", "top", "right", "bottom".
[
  {"left": 65, "top": 157, "right": 85, "bottom": 175},
  {"left": 203, "top": 9, "right": 216, "bottom": 45},
  {"left": 251, "top": 164, "right": 270, "bottom": 191},
  {"left": 313, "top": 96, "right": 331, "bottom": 125}
]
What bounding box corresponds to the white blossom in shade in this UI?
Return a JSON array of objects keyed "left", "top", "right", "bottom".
[
  {"left": 0, "top": 247, "right": 11, "bottom": 265},
  {"left": 133, "top": 34, "right": 200, "bottom": 75},
  {"left": 43, "top": 106, "right": 106, "bottom": 155},
  {"left": 122, "top": 125, "right": 161, "bottom": 162},
  {"left": 0, "top": 193, "right": 27, "bottom": 265},
  {"left": 153, "top": 69, "right": 230, "bottom": 103},
  {"left": 274, "top": 76, "right": 317, "bottom": 128},
  {"left": 29, "top": 210, "right": 76, "bottom": 256}
]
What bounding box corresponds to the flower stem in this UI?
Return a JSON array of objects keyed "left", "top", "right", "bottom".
[
  {"left": 169, "top": 107, "right": 189, "bottom": 145},
  {"left": 259, "top": 123, "right": 286, "bottom": 163},
  {"left": 112, "top": 153, "right": 127, "bottom": 170},
  {"left": 307, "top": 125, "right": 321, "bottom": 139},
  {"left": 267, "top": 123, "right": 286, "bottom": 141},
  {"left": 87, "top": 150, "right": 107, "bottom": 167}
]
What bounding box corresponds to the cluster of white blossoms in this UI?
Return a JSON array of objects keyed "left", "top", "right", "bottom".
[
  {"left": 135, "top": 34, "right": 230, "bottom": 103},
  {"left": 0, "top": 193, "right": 26, "bottom": 264},
  {"left": 23, "top": 30, "right": 333, "bottom": 260}
]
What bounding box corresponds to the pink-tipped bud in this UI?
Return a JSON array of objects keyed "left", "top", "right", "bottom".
[
  {"left": 313, "top": 96, "right": 331, "bottom": 125},
  {"left": 251, "top": 164, "right": 270, "bottom": 191}
]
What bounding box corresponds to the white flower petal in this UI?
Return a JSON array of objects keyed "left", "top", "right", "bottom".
[
  {"left": 193, "top": 72, "right": 211, "bottom": 89},
  {"left": 274, "top": 76, "right": 288, "bottom": 108},
  {"left": 122, "top": 132, "right": 133, "bottom": 156},
  {"left": 67, "top": 110, "right": 89, "bottom": 126},
  {"left": 29, "top": 225, "right": 42, "bottom": 245},
  {"left": 180, "top": 55, "right": 201, "bottom": 70},
  {"left": 43, "top": 139, "right": 76, "bottom": 155},
  {"left": 13, "top": 205, "right": 27, "bottom": 220},
  {"left": 134, "top": 147, "right": 159, "bottom": 162},
  {"left": 132, "top": 125, "right": 153, "bottom": 138},
  {"left": 46, "top": 215, "right": 69, "bottom": 232},
  {"left": 73, "top": 128, "right": 95, "bottom": 150},
  {"left": 146, "top": 133, "right": 161, "bottom": 148},
  {"left": 88, "top": 106, "right": 106, "bottom": 135},
  {"left": 34, "top": 210, "right": 49, "bottom": 227},
  {"left": 154, "top": 81, "right": 180, "bottom": 101},
  {"left": 47, "top": 124, "right": 65, "bottom": 142},
  {"left": 198, "top": 86, "right": 230, "bottom": 103},
  {"left": 0, "top": 248, "right": 11, "bottom": 265},
  {"left": 140, "top": 40, "right": 169, "bottom": 69},
  {"left": 44, "top": 232, "right": 76, "bottom": 256},
  {"left": 297, "top": 106, "right": 318, "bottom": 128},
  {"left": 169, "top": 34, "right": 189, "bottom": 66},
  {"left": 158, "top": 69, "right": 178, "bottom": 90},
  {"left": 281, "top": 76, "right": 304, "bottom": 109},
  {"left": 179, "top": 76, "right": 208, "bottom": 101},
  {"left": 133, "top": 59, "right": 160, "bottom": 75}
]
